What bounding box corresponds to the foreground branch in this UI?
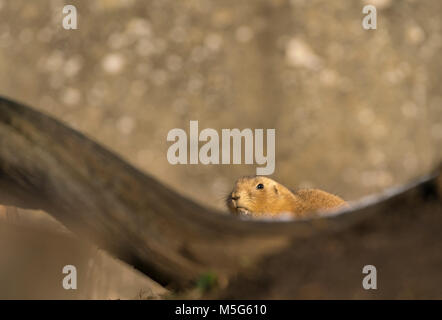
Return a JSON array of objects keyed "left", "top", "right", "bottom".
[{"left": 0, "top": 96, "right": 441, "bottom": 296}]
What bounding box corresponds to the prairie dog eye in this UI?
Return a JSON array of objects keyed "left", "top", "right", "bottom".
[{"left": 256, "top": 183, "right": 264, "bottom": 190}]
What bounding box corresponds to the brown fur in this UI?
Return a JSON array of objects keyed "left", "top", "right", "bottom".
[{"left": 226, "top": 176, "right": 348, "bottom": 218}]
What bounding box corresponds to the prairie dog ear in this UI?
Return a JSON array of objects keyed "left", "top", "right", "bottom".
[{"left": 273, "top": 185, "right": 279, "bottom": 195}]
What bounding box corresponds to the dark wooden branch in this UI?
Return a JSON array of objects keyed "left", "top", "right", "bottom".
[
  {"left": 213, "top": 173, "right": 442, "bottom": 298},
  {"left": 1, "top": 96, "right": 441, "bottom": 296},
  {"left": 0, "top": 96, "right": 311, "bottom": 289}
]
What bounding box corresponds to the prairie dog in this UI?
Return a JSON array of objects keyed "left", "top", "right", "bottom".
[{"left": 226, "top": 176, "right": 348, "bottom": 218}]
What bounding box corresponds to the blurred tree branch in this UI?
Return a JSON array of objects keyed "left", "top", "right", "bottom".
[{"left": 0, "top": 96, "right": 441, "bottom": 297}]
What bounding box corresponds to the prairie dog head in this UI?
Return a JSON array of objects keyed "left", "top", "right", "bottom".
[{"left": 226, "top": 176, "right": 295, "bottom": 217}]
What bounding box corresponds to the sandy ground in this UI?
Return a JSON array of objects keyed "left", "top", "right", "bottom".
[{"left": 0, "top": 208, "right": 167, "bottom": 299}]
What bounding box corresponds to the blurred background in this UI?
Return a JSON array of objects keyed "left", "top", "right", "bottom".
[
  {"left": 1, "top": 0, "right": 442, "bottom": 207},
  {"left": 0, "top": 0, "right": 441, "bottom": 298}
]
